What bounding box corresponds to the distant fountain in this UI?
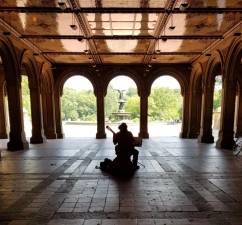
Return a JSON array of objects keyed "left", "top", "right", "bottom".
[{"left": 112, "top": 89, "right": 131, "bottom": 121}]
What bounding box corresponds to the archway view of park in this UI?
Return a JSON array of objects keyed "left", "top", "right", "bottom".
[
  {"left": 61, "top": 76, "right": 96, "bottom": 137},
  {"left": 105, "top": 76, "right": 140, "bottom": 137},
  {"left": 21, "top": 75, "right": 32, "bottom": 139},
  {"left": 212, "top": 76, "right": 222, "bottom": 141},
  {"left": 148, "top": 76, "right": 182, "bottom": 137},
  {"left": 20, "top": 74, "right": 223, "bottom": 139}
]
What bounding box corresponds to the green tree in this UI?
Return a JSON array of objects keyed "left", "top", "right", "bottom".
[
  {"left": 126, "top": 87, "right": 137, "bottom": 97},
  {"left": 105, "top": 86, "right": 119, "bottom": 120},
  {"left": 21, "top": 76, "right": 31, "bottom": 117},
  {"left": 61, "top": 87, "right": 96, "bottom": 121},
  {"left": 148, "top": 87, "right": 182, "bottom": 121},
  {"left": 213, "top": 89, "right": 222, "bottom": 111},
  {"left": 125, "top": 95, "right": 140, "bottom": 120}
]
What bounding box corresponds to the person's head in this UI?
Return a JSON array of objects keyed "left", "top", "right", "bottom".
[{"left": 118, "top": 122, "right": 127, "bottom": 132}]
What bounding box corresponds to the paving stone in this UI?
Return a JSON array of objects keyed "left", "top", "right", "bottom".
[{"left": 0, "top": 137, "right": 242, "bottom": 225}]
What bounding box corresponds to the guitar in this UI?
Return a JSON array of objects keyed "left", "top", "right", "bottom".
[
  {"left": 106, "top": 125, "right": 116, "bottom": 135},
  {"left": 106, "top": 125, "right": 142, "bottom": 147}
]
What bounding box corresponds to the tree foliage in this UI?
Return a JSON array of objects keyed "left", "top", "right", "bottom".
[
  {"left": 21, "top": 76, "right": 31, "bottom": 117},
  {"left": 213, "top": 89, "right": 222, "bottom": 111},
  {"left": 61, "top": 88, "right": 96, "bottom": 121},
  {"left": 21, "top": 79, "right": 215, "bottom": 122},
  {"left": 148, "top": 88, "right": 182, "bottom": 121},
  {"left": 105, "top": 86, "right": 119, "bottom": 120}
]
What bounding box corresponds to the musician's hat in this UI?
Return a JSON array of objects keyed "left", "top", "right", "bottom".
[{"left": 118, "top": 122, "right": 127, "bottom": 130}]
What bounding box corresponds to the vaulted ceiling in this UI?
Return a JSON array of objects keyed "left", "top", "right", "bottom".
[{"left": 0, "top": 0, "right": 241, "bottom": 65}]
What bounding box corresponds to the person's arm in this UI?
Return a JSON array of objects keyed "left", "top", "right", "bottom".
[{"left": 113, "top": 133, "right": 118, "bottom": 145}]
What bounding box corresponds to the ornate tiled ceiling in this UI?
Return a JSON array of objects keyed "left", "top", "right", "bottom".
[{"left": 0, "top": 0, "right": 241, "bottom": 64}]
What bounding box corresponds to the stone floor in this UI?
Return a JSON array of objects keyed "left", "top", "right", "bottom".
[{"left": 0, "top": 137, "right": 242, "bottom": 225}]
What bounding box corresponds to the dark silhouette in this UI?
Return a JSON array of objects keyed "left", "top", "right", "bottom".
[
  {"left": 113, "top": 123, "right": 139, "bottom": 169},
  {"left": 100, "top": 123, "right": 140, "bottom": 175}
]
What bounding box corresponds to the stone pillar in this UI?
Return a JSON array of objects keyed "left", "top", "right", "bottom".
[
  {"left": 29, "top": 85, "right": 45, "bottom": 143},
  {"left": 216, "top": 80, "right": 236, "bottom": 149},
  {"left": 54, "top": 91, "right": 64, "bottom": 138},
  {"left": 198, "top": 78, "right": 215, "bottom": 143},
  {"left": 42, "top": 89, "right": 57, "bottom": 139},
  {"left": 139, "top": 91, "right": 149, "bottom": 138},
  {"left": 180, "top": 88, "right": 190, "bottom": 138},
  {"left": 6, "top": 76, "right": 29, "bottom": 150},
  {"left": 187, "top": 89, "right": 202, "bottom": 138},
  {"left": 235, "top": 89, "right": 242, "bottom": 137},
  {"left": 95, "top": 90, "right": 106, "bottom": 139},
  {"left": 0, "top": 78, "right": 7, "bottom": 139}
]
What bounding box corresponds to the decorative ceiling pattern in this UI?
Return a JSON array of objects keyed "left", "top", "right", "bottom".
[{"left": 0, "top": 0, "right": 241, "bottom": 64}]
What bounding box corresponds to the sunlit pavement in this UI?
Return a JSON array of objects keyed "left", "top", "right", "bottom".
[
  {"left": 62, "top": 122, "right": 182, "bottom": 138},
  {"left": 1, "top": 126, "right": 241, "bottom": 225}
]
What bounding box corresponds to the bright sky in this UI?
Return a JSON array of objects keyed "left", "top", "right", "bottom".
[{"left": 64, "top": 75, "right": 180, "bottom": 91}]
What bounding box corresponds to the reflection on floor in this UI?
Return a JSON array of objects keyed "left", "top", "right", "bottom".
[{"left": 0, "top": 137, "right": 242, "bottom": 225}]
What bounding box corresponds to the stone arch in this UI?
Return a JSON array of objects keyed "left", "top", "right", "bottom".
[
  {"left": 0, "top": 38, "right": 29, "bottom": 149},
  {"left": 146, "top": 67, "right": 189, "bottom": 138},
  {"left": 56, "top": 68, "right": 96, "bottom": 97},
  {"left": 198, "top": 50, "right": 223, "bottom": 144},
  {"left": 204, "top": 50, "right": 223, "bottom": 88},
  {"left": 104, "top": 68, "right": 141, "bottom": 96},
  {"left": 19, "top": 49, "right": 39, "bottom": 89},
  {"left": 54, "top": 68, "right": 98, "bottom": 138},
  {"left": 0, "top": 37, "right": 19, "bottom": 79},
  {"left": 19, "top": 50, "right": 46, "bottom": 143},
  {"left": 148, "top": 67, "right": 188, "bottom": 97},
  {"left": 224, "top": 38, "right": 242, "bottom": 139},
  {"left": 224, "top": 38, "right": 242, "bottom": 83}
]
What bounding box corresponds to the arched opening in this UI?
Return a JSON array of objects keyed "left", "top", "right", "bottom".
[
  {"left": 105, "top": 75, "right": 139, "bottom": 137},
  {"left": 148, "top": 76, "right": 182, "bottom": 137},
  {"left": 0, "top": 56, "right": 9, "bottom": 141},
  {"left": 234, "top": 52, "right": 242, "bottom": 138},
  {"left": 212, "top": 75, "right": 222, "bottom": 140},
  {"left": 61, "top": 75, "right": 96, "bottom": 137},
  {"left": 20, "top": 73, "right": 32, "bottom": 138}
]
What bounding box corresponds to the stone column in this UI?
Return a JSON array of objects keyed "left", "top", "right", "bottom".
[
  {"left": 187, "top": 89, "right": 202, "bottom": 138},
  {"left": 54, "top": 90, "right": 64, "bottom": 138},
  {"left": 198, "top": 78, "right": 215, "bottom": 143},
  {"left": 6, "top": 76, "right": 29, "bottom": 150},
  {"left": 95, "top": 90, "right": 106, "bottom": 139},
  {"left": 0, "top": 77, "right": 7, "bottom": 138},
  {"left": 29, "top": 85, "right": 45, "bottom": 143},
  {"left": 139, "top": 91, "right": 149, "bottom": 138},
  {"left": 216, "top": 80, "right": 236, "bottom": 149},
  {"left": 42, "top": 89, "right": 57, "bottom": 139},
  {"left": 180, "top": 88, "right": 190, "bottom": 138},
  {"left": 235, "top": 88, "right": 242, "bottom": 137}
]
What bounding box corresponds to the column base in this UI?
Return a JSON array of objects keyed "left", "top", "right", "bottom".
[
  {"left": 179, "top": 131, "right": 187, "bottom": 138},
  {"left": 216, "top": 132, "right": 235, "bottom": 149},
  {"left": 56, "top": 132, "right": 64, "bottom": 139},
  {"left": 186, "top": 130, "right": 199, "bottom": 139},
  {"left": 30, "top": 135, "right": 46, "bottom": 144},
  {"left": 7, "top": 139, "right": 29, "bottom": 151},
  {"left": 139, "top": 131, "right": 149, "bottom": 139},
  {"left": 198, "top": 133, "right": 214, "bottom": 143},
  {"left": 96, "top": 132, "right": 106, "bottom": 139},
  {"left": 45, "top": 130, "right": 57, "bottom": 139}
]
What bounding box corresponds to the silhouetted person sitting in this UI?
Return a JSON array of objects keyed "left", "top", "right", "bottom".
[{"left": 113, "top": 123, "right": 139, "bottom": 170}]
